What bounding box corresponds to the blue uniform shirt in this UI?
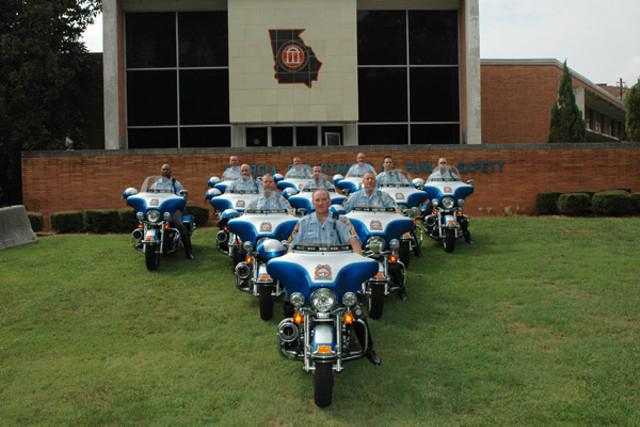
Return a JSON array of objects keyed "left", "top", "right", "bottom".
[
  {"left": 248, "top": 191, "right": 292, "bottom": 212},
  {"left": 345, "top": 163, "right": 376, "bottom": 178},
  {"left": 302, "top": 177, "right": 335, "bottom": 191},
  {"left": 427, "top": 166, "right": 460, "bottom": 181},
  {"left": 228, "top": 177, "right": 261, "bottom": 192},
  {"left": 289, "top": 213, "right": 358, "bottom": 247},
  {"left": 151, "top": 177, "right": 184, "bottom": 195},
  {"left": 222, "top": 166, "right": 241, "bottom": 181},
  {"left": 342, "top": 188, "right": 398, "bottom": 212},
  {"left": 377, "top": 171, "right": 409, "bottom": 186},
  {"left": 285, "top": 165, "right": 312, "bottom": 179}
]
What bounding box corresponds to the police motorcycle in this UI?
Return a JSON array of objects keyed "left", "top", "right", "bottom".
[
  {"left": 282, "top": 175, "right": 346, "bottom": 216},
  {"left": 267, "top": 243, "right": 379, "bottom": 407},
  {"left": 376, "top": 169, "right": 429, "bottom": 267},
  {"left": 275, "top": 164, "right": 313, "bottom": 192},
  {"left": 422, "top": 165, "right": 474, "bottom": 253},
  {"left": 332, "top": 172, "right": 363, "bottom": 196},
  {"left": 341, "top": 206, "right": 413, "bottom": 319},
  {"left": 225, "top": 209, "right": 298, "bottom": 320},
  {"left": 205, "top": 181, "right": 261, "bottom": 260},
  {"left": 123, "top": 176, "right": 195, "bottom": 271}
]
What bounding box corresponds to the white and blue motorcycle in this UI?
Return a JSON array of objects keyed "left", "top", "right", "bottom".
[
  {"left": 123, "top": 176, "right": 195, "bottom": 271},
  {"left": 268, "top": 244, "right": 378, "bottom": 407},
  {"left": 226, "top": 210, "right": 298, "bottom": 320}
]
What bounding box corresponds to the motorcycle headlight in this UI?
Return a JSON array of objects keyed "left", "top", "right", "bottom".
[
  {"left": 290, "top": 292, "right": 305, "bottom": 308},
  {"left": 366, "top": 236, "right": 386, "bottom": 254},
  {"left": 242, "top": 241, "right": 253, "bottom": 253},
  {"left": 389, "top": 239, "right": 400, "bottom": 251},
  {"left": 147, "top": 210, "right": 161, "bottom": 223},
  {"left": 457, "top": 199, "right": 465, "bottom": 207},
  {"left": 163, "top": 212, "right": 171, "bottom": 221},
  {"left": 311, "top": 288, "right": 336, "bottom": 313},
  {"left": 342, "top": 292, "right": 357, "bottom": 307},
  {"left": 136, "top": 211, "right": 144, "bottom": 221},
  {"left": 442, "top": 197, "right": 455, "bottom": 209},
  {"left": 432, "top": 198, "right": 439, "bottom": 208}
]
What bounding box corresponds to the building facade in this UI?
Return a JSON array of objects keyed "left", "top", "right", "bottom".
[{"left": 103, "top": 0, "right": 481, "bottom": 149}]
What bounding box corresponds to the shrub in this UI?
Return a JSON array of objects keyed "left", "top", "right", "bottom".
[
  {"left": 631, "top": 193, "right": 640, "bottom": 214},
  {"left": 591, "top": 191, "right": 635, "bottom": 216},
  {"left": 535, "top": 192, "right": 562, "bottom": 214},
  {"left": 27, "top": 211, "right": 43, "bottom": 232},
  {"left": 557, "top": 193, "right": 591, "bottom": 216},
  {"left": 184, "top": 205, "right": 210, "bottom": 227},
  {"left": 570, "top": 191, "right": 595, "bottom": 201},
  {"left": 84, "top": 209, "right": 120, "bottom": 233},
  {"left": 117, "top": 208, "right": 138, "bottom": 232},
  {"left": 605, "top": 188, "right": 631, "bottom": 193},
  {"left": 50, "top": 211, "right": 84, "bottom": 233}
]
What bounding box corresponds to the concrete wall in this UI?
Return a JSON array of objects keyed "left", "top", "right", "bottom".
[{"left": 22, "top": 144, "right": 640, "bottom": 230}]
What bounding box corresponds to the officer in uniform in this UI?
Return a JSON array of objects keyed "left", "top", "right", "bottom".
[
  {"left": 285, "top": 156, "right": 312, "bottom": 179},
  {"left": 248, "top": 174, "right": 292, "bottom": 213},
  {"left": 222, "top": 155, "right": 242, "bottom": 181},
  {"left": 151, "top": 164, "right": 194, "bottom": 259},
  {"left": 377, "top": 156, "right": 410, "bottom": 186},
  {"left": 345, "top": 152, "right": 376, "bottom": 178},
  {"left": 343, "top": 172, "right": 400, "bottom": 213},
  {"left": 227, "top": 164, "right": 262, "bottom": 192},
  {"left": 287, "top": 189, "right": 381, "bottom": 365},
  {"left": 427, "top": 158, "right": 461, "bottom": 181},
  {"left": 302, "top": 165, "right": 335, "bottom": 191}
]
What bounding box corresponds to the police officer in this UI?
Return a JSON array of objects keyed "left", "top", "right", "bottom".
[
  {"left": 377, "top": 156, "right": 409, "bottom": 186},
  {"left": 343, "top": 172, "right": 400, "bottom": 213},
  {"left": 285, "top": 156, "right": 312, "bottom": 179},
  {"left": 227, "top": 164, "right": 262, "bottom": 192},
  {"left": 302, "top": 165, "right": 335, "bottom": 191},
  {"left": 427, "top": 158, "right": 461, "bottom": 181},
  {"left": 222, "top": 155, "right": 242, "bottom": 181},
  {"left": 287, "top": 189, "right": 381, "bottom": 365},
  {"left": 345, "top": 152, "right": 376, "bottom": 178},
  {"left": 248, "top": 174, "right": 292, "bottom": 213},
  {"left": 152, "top": 164, "right": 194, "bottom": 260}
]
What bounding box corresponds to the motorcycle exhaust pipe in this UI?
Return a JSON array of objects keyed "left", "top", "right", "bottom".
[
  {"left": 131, "top": 229, "right": 143, "bottom": 241},
  {"left": 278, "top": 321, "right": 299, "bottom": 343},
  {"left": 216, "top": 230, "right": 229, "bottom": 243},
  {"left": 235, "top": 261, "right": 252, "bottom": 280}
]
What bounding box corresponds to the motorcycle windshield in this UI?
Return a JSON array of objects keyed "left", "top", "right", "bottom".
[
  {"left": 377, "top": 169, "right": 411, "bottom": 187},
  {"left": 266, "top": 246, "right": 378, "bottom": 297},
  {"left": 141, "top": 176, "right": 175, "bottom": 193},
  {"left": 127, "top": 176, "right": 186, "bottom": 214}
]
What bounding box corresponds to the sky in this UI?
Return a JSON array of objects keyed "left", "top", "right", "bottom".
[{"left": 81, "top": 0, "right": 640, "bottom": 88}]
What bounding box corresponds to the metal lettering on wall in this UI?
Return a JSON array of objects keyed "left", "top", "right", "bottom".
[{"left": 248, "top": 162, "right": 505, "bottom": 176}]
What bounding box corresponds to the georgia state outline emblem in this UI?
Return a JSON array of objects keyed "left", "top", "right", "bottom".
[
  {"left": 259, "top": 222, "right": 272, "bottom": 232},
  {"left": 370, "top": 220, "right": 383, "bottom": 231},
  {"left": 314, "top": 264, "right": 333, "bottom": 281}
]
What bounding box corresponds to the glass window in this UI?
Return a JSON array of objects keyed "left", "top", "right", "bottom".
[
  {"left": 296, "top": 127, "right": 318, "bottom": 146},
  {"left": 410, "top": 124, "right": 459, "bottom": 144},
  {"left": 179, "top": 12, "right": 228, "bottom": 67},
  {"left": 127, "top": 70, "right": 177, "bottom": 126},
  {"left": 358, "top": 11, "right": 406, "bottom": 65},
  {"left": 272, "top": 127, "right": 293, "bottom": 146},
  {"left": 322, "top": 126, "right": 343, "bottom": 146},
  {"left": 126, "top": 13, "right": 176, "bottom": 68},
  {"left": 180, "top": 127, "right": 230, "bottom": 147},
  {"left": 359, "top": 68, "right": 407, "bottom": 123},
  {"left": 409, "top": 11, "right": 458, "bottom": 65},
  {"left": 358, "top": 125, "right": 408, "bottom": 145},
  {"left": 128, "top": 128, "right": 178, "bottom": 149},
  {"left": 179, "top": 69, "right": 229, "bottom": 125},
  {"left": 410, "top": 67, "right": 459, "bottom": 122},
  {"left": 246, "top": 127, "right": 268, "bottom": 147}
]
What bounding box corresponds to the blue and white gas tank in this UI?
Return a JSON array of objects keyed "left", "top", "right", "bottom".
[
  {"left": 227, "top": 210, "right": 298, "bottom": 246},
  {"left": 267, "top": 247, "right": 378, "bottom": 296},
  {"left": 345, "top": 208, "right": 413, "bottom": 243}
]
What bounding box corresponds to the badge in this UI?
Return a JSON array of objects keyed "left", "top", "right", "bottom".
[
  {"left": 259, "top": 222, "right": 272, "bottom": 232},
  {"left": 150, "top": 198, "right": 159, "bottom": 206},
  {"left": 314, "top": 264, "right": 333, "bottom": 281},
  {"left": 395, "top": 193, "right": 405, "bottom": 201},
  {"left": 370, "top": 220, "right": 382, "bottom": 231},
  {"left": 236, "top": 200, "right": 245, "bottom": 208},
  {"left": 444, "top": 187, "right": 452, "bottom": 194}
]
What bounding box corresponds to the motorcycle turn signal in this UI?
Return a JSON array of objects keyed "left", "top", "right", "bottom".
[{"left": 293, "top": 312, "right": 303, "bottom": 324}]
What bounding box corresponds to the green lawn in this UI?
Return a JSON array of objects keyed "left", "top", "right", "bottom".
[{"left": 1, "top": 218, "right": 639, "bottom": 425}]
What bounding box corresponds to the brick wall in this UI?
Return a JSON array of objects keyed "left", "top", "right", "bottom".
[{"left": 22, "top": 144, "right": 640, "bottom": 230}]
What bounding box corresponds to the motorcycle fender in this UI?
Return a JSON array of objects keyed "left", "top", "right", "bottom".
[
  {"left": 312, "top": 323, "right": 335, "bottom": 354},
  {"left": 256, "top": 263, "right": 272, "bottom": 283},
  {"left": 144, "top": 229, "right": 158, "bottom": 242},
  {"left": 444, "top": 214, "right": 457, "bottom": 229}
]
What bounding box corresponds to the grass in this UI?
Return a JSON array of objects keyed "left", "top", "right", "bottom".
[{"left": 1, "top": 218, "right": 639, "bottom": 425}]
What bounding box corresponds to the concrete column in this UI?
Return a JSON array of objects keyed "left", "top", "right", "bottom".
[
  {"left": 465, "top": 0, "right": 482, "bottom": 144},
  {"left": 103, "top": 0, "right": 120, "bottom": 149},
  {"left": 343, "top": 123, "right": 358, "bottom": 146}
]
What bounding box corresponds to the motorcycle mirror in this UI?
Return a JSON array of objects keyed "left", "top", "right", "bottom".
[
  {"left": 179, "top": 189, "right": 188, "bottom": 198},
  {"left": 208, "top": 176, "right": 221, "bottom": 187},
  {"left": 123, "top": 187, "right": 138, "bottom": 199},
  {"left": 467, "top": 179, "right": 474, "bottom": 185}
]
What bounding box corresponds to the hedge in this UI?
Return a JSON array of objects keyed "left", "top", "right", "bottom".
[
  {"left": 84, "top": 209, "right": 120, "bottom": 233},
  {"left": 569, "top": 191, "right": 595, "bottom": 201},
  {"left": 184, "top": 205, "right": 209, "bottom": 227},
  {"left": 27, "top": 212, "right": 43, "bottom": 232},
  {"left": 117, "top": 208, "right": 138, "bottom": 232},
  {"left": 557, "top": 193, "right": 591, "bottom": 216},
  {"left": 591, "top": 190, "right": 635, "bottom": 216},
  {"left": 50, "top": 211, "right": 84, "bottom": 233},
  {"left": 535, "top": 192, "right": 562, "bottom": 214},
  {"left": 631, "top": 193, "right": 640, "bottom": 214}
]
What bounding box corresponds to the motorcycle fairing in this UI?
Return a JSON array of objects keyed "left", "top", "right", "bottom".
[
  {"left": 227, "top": 212, "right": 298, "bottom": 246},
  {"left": 277, "top": 178, "right": 313, "bottom": 192},
  {"left": 127, "top": 192, "right": 187, "bottom": 216},
  {"left": 423, "top": 181, "right": 474, "bottom": 201},
  {"left": 209, "top": 192, "right": 260, "bottom": 212},
  {"left": 378, "top": 186, "right": 429, "bottom": 208},
  {"left": 213, "top": 180, "right": 237, "bottom": 194},
  {"left": 267, "top": 251, "right": 378, "bottom": 296},
  {"left": 288, "top": 191, "right": 346, "bottom": 213},
  {"left": 335, "top": 177, "right": 362, "bottom": 193},
  {"left": 345, "top": 210, "right": 413, "bottom": 244}
]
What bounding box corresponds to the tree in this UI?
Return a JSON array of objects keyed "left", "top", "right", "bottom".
[
  {"left": 548, "top": 61, "right": 587, "bottom": 143},
  {"left": 0, "top": 0, "right": 100, "bottom": 206},
  {"left": 624, "top": 78, "right": 640, "bottom": 141}
]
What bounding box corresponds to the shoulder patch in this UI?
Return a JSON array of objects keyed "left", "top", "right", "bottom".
[
  {"left": 340, "top": 217, "right": 352, "bottom": 226},
  {"left": 292, "top": 222, "right": 300, "bottom": 235}
]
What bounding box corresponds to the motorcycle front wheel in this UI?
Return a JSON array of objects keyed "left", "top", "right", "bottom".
[
  {"left": 368, "top": 284, "right": 385, "bottom": 320},
  {"left": 258, "top": 285, "right": 274, "bottom": 320},
  {"left": 443, "top": 229, "right": 456, "bottom": 253},
  {"left": 314, "top": 362, "right": 334, "bottom": 408},
  {"left": 145, "top": 244, "right": 160, "bottom": 271}
]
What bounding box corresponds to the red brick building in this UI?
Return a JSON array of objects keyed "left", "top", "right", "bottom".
[{"left": 481, "top": 59, "right": 626, "bottom": 145}]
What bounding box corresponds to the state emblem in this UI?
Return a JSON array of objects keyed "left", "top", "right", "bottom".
[
  {"left": 370, "top": 220, "right": 383, "bottom": 231},
  {"left": 314, "top": 264, "right": 333, "bottom": 281},
  {"left": 236, "top": 200, "right": 245, "bottom": 208},
  {"left": 395, "top": 193, "right": 405, "bottom": 201},
  {"left": 259, "top": 222, "right": 272, "bottom": 232}
]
